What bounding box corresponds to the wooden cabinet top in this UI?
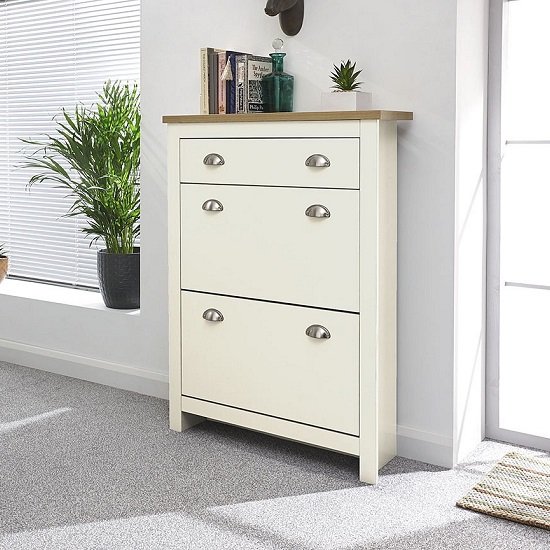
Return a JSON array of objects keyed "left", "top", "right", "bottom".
[{"left": 162, "top": 110, "right": 413, "bottom": 124}]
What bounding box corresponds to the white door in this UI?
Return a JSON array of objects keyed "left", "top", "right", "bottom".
[{"left": 487, "top": 0, "right": 550, "bottom": 449}]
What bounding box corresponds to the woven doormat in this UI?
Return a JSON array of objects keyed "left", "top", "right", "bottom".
[{"left": 457, "top": 451, "right": 550, "bottom": 530}]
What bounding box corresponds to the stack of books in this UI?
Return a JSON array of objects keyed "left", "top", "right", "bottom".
[{"left": 200, "top": 47, "right": 272, "bottom": 114}]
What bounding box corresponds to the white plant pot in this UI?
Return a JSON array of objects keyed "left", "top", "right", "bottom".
[{"left": 321, "top": 91, "right": 373, "bottom": 112}]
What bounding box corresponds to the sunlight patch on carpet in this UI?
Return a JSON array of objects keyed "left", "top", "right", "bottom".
[{"left": 0, "top": 408, "right": 71, "bottom": 434}]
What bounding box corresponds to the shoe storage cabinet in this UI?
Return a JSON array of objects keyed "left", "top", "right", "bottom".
[{"left": 163, "top": 110, "right": 412, "bottom": 483}]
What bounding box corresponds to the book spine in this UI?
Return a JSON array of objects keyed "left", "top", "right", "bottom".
[
  {"left": 235, "top": 54, "right": 247, "bottom": 114},
  {"left": 226, "top": 53, "right": 234, "bottom": 114},
  {"left": 208, "top": 50, "right": 218, "bottom": 114},
  {"left": 227, "top": 52, "right": 241, "bottom": 114},
  {"left": 218, "top": 51, "right": 227, "bottom": 114},
  {"left": 246, "top": 56, "right": 272, "bottom": 113},
  {"left": 199, "top": 48, "right": 208, "bottom": 115}
]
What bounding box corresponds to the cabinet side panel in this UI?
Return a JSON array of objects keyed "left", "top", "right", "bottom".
[
  {"left": 359, "top": 120, "right": 380, "bottom": 483},
  {"left": 378, "top": 121, "right": 398, "bottom": 467}
]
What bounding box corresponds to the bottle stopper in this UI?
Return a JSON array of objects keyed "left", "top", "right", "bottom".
[{"left": 272, "top": 38, "right": 284, "bottom": 52}]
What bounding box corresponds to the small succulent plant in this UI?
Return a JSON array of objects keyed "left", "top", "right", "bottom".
[
  {"left": 330, "top": 60, "right": 363, "bottom": 91},
  {"left": 0, "top": 243, "right": 6, "bottom": 257}
]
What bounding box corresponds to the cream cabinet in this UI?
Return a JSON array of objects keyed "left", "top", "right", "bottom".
[{"left": 164, "top": 111, "right": 412, "bottom": 483}]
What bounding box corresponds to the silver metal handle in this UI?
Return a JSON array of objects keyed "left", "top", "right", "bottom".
[
  {"left": 305, "top": 204, "right": 331, "bottom": 218},
  {"left": 202, "top": 199, "right": 224, "bottom": 212},
  {"left": 305, "top": 154, "right": 331, "bottom": 168},
  {"left": 305, "top": 324, "right": 331, "bottom": 339},
  {"left": 203, "top": 308, "right": 224, "bottom": 322},
  {"left": 203, "top": 153, "right": 225, "bottom": 166}
]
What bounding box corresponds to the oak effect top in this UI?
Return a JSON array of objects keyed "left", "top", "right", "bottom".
[{"left": 162, "top": 110, "right": 413, "bottom": 124}]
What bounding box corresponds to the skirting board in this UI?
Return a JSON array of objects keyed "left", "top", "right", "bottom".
[
  {"left": 397, "top": 424, "right": 454, "bottom": 468},
  {"left": 0, "top": 338, "right": 168, "bottom": 399}
]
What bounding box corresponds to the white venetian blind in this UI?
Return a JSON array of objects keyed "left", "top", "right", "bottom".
[{"left": 0, "top": 0, "right": 140, "bottom": 289}]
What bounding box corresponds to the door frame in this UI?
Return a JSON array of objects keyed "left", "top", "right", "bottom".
[{"left": 485, "top": 0, "right": 550, "bottom": 451}]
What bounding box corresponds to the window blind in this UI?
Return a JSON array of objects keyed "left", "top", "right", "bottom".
[{"left": 0, "top": 0, "right": 140, "bottom": 289}]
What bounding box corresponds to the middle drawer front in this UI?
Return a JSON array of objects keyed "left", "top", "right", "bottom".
[
  {"left": 181, "top": 291, "right": 359, "bottom": 435},
  {"left": 181, "top": 184, "right": 359, "bottom": 312}
]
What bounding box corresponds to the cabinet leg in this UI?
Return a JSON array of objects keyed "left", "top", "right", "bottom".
[
  {"left": 359, "top": 452, "right": 379, "bottom": 485},
  {"left": 359, "top": 466, "right": 379, "bottom": 485},
  {"left": 170, "top": 408, "right": 204, "bottom": 432}
]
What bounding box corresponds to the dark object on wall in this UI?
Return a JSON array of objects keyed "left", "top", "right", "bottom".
[
  {"left": 265, "top": 0, "right": 304, "bottom": 36},
  {"left": 97, "top": 249, "right": 140, "bottom": 309}
]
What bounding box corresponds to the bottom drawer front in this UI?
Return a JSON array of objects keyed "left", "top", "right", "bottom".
[{"left": 181, "top": 292, "right": 359, "bottom": 435}]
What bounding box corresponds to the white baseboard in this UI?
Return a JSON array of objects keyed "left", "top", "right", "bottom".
[
  {"left": 397, "top": 424, "right": 454, "bottom": 468},
  {"left": 0, "top": 338, "right": 169, "bottom": 399}
]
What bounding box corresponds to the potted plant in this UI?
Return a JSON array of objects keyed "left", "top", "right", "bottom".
[
  {"left": 321, "top": 59, "right": 373, "bottom": 111},
  {"left": 23, "top": 81, "right": 141, "bottom": 309},
  {"left": 0, "top": 243, "right": 8, "bottom": 284}
]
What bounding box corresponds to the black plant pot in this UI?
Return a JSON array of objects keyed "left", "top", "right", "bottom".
[{"left": 97, "top": 248, "right": 140, "bottom": 309}]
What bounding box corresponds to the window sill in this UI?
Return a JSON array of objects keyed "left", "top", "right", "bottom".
[{"left": 0, "top": 279, "right": 140, "bottom": 315}]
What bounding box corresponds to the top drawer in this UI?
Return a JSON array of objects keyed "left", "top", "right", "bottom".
[{"left": 180, "top": 138, "right": 359, "bottom": 189}]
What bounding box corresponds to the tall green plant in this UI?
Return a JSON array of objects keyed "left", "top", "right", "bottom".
[{"left": 23, "top": 81, "right": 140, "bottom": 254}]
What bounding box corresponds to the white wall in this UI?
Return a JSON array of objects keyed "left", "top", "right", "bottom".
[{"left": 0, "top": 0, "right": 487, "bottom": 468}]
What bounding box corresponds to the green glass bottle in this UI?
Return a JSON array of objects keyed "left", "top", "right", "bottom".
[{"left": 263, "top": 38, "right": 294, "bottom": 113}]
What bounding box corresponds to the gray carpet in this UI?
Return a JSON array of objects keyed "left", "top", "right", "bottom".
[{"left": 1, "top": 362, "right": 550, "bottom": 549}]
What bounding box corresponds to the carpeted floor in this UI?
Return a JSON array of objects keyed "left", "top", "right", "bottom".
[{"left": 1, "top": 362, "right": 550, "bottom": 549}]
